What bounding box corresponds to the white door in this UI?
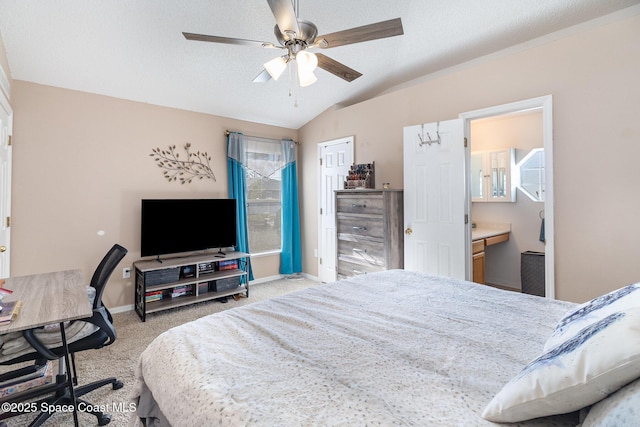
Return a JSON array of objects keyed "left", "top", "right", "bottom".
[
  {"left": 318, "top": 137, "right": 353, "bottom": 283},
  {"left": 0, "top": 90, "right": 12, "bottom": 278},
  {"left": 403, "top": 119, "right": 467, "bottom": 279}
]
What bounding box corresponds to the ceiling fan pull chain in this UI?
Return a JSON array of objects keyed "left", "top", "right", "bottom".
[
  {"left": 293, "top": 63, "right": 300, "bottom": 107},
  {"left": 287, "top": 60, "right": 299, "bottom": 107}
]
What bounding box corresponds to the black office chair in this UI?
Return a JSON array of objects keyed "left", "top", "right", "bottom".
[{"left": 0, "top": 243, "right": 128, "bottom": 426}]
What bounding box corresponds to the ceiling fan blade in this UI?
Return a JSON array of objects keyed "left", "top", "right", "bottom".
[
  {"left": 253, "top": 68, "right": 273, "bottom": 83},
  {"left": 316, "top": 53, "right": 362, "bottom": 82},
  {"left": 183, "top": 32, "right": 268, "bottom": 48},
  {"left": 266, "top": 0, "right": 300, "bottom": 39},
  {"left": 317, "top": 18, "right": 403, "bottom": 49}
]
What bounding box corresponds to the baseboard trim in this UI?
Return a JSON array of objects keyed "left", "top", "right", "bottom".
[
  {"left": 486, "top": 282, "right": 521, "bottom": 292},
  {"left": 111, "top": 304, "right": 134, "bottom": 314}
]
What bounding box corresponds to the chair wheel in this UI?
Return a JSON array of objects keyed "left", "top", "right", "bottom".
[
  {"left": 97, "top": 413, "right": 111, "bottom": 425},
  {"left": 113, "top": 380, "right": 124, "bottom": 390}
]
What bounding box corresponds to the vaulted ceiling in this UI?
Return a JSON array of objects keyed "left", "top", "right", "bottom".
[{"left": 0, "top": 0, "right": 637, "bottom": 129}]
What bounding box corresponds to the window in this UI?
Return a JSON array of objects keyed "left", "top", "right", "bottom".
[{"left": 245, "top": 139, "right": 283, "bottom": 254}]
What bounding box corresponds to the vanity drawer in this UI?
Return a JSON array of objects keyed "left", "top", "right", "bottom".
[
  {"left": 485, "top": 233, "right": 509, "bottom": 246},
  {"left": 472, "top": 239, "right": 485, "bottom": 254},
  {"left": 336, "top": 215, "right": 384, "bottom": 239},
  {"left": 336, "top": 194, "right": 384, "bottom": 215}
]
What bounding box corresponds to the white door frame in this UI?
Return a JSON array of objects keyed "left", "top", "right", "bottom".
[
  {"left": 460, "top": 95, "right": 554, "bottom": 298},
  {"left": 0, "top": 85, "right": 12, "bottom": 278},
  {"left": 317, "top": 136, "right": 354, "bottom": 283}
]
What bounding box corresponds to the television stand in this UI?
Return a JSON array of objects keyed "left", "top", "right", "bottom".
[{"left": 133, "top": 251, "right": 250, "bottom": 321}]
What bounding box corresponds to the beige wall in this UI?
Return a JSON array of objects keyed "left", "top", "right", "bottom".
[
  {"left": 10, "top": 81, "right": 297, "bottom": 309},
  {"left": 299, "top": 12, "right": 640, "bottom": 303}
]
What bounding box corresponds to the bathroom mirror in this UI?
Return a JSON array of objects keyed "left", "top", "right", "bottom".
[{"left": 517, "top": 148, "right": 544, "bottom": 202}]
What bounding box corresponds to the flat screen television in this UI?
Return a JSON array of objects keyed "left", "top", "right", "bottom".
[{"left": 141, "top": 199, "right": 237, "bottom": 258}]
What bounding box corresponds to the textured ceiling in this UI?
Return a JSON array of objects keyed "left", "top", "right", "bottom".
[{"left": 0, "top": 0, "right": 638, "bottom": 129}]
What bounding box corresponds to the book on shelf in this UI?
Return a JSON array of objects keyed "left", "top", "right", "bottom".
[
  {"left": 0, "top": 300, "right": 23, "bottom": 325},
  {"left": 170, "top": 291, "right": 188, "bottom": 298},
  {"left": 145, "top": 290, "right": 163, "bottom": 303},
  {"left": 0, "top": 361, "right": 53, "bottom": 398},
  {"left": 218, "top": 260, "right": 238, "bottom": 270},
  {"left": 0, "top": 362, "right": 49, "bottom": 388},
  {"left": 170, "top": 284, "right": 193, "bottom": 298}
]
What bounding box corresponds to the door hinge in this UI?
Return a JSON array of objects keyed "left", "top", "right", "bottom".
[
  {"left": 464, "top": 137, "right": 468, "bottom": 148},
  {"left": 5, "top": 217, "right": 10, "bottom": 227},
  {"left": 320, "top": 207, "right": 323, "bottom": 215},
  {"left": 7, "top": 135, "right": 11, "bottom": 147},
  {"left": 464, "top": 214, "right": 469, "bottom": 224},
  {"left": 319, "top": 257, "right": 323, "bottom": 265},
  {"left": 319, "top": 158, "right": 323, "bottom": 166}
]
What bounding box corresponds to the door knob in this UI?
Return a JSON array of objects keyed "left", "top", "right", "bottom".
[
  {"left": 405, "top": 228, "right": 413, "bottom": 235},
  {"left": 0, "top": 246, "right": 6, "bottom": 252}
]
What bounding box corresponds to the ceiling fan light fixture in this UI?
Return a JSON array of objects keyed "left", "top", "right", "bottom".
[
  {"left": 298, "top": 69, "right": 317, "bottom": 87},
  {"left": 296, "top": 50, "right": 318, "bottom": 73},
  {"left": 264, "top": 56, "right": 287, "bottom": 80}
]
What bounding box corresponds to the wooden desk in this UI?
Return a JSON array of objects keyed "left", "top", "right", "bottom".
[
  {"left": 0, "top": 269, "right": 91, "bottom": 426},
  {"left": 0, "top": 270, "right": 91, "bottom": 334}
]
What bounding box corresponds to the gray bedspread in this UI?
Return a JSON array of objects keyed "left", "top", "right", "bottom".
[{"left": 131, "top": 270, "right": 580, "bottom": 426}]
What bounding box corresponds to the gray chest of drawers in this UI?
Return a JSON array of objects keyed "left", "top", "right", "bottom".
[{"left": 335, "top": 189, "right": 404, "bottom": 279}]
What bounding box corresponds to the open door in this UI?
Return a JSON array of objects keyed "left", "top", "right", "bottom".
[{"left": 403, "top": 119, "right": 467, "bottom": 279}]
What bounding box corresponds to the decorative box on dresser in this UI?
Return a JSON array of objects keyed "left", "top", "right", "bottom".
[{"left": 335, "top": 189, "right": 404, "bottom": 279}]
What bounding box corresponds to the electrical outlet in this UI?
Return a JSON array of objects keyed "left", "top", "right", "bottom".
[{"left": 123, "top": 267, "right": 131, "bottom": 279}]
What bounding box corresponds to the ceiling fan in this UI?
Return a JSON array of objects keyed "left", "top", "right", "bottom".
[{"left": 183, "top": 0, "right": 403, "bottom": 87}]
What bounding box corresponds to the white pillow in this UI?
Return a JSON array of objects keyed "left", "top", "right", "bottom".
[
  {"left": 582, "top": 377, "right": 640, "bottom": 427},
  {"left": 482, "top": 308, "right": 640, "bottom": 423},
  {"left": 544, "top": 283, "right": 640, "bottom": 351}
]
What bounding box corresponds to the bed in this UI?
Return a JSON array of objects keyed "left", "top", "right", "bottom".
[{"left": 131, "top": 270, "right": 640, "bottom": 426}]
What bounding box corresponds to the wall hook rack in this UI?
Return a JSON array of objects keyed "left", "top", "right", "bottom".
[{"left": 418, "top": 122, "right": 441, "bottom": 146}]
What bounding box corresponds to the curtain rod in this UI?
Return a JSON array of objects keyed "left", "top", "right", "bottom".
[{"left": 225, "top": 130, "right": 299, "bottom": 145}]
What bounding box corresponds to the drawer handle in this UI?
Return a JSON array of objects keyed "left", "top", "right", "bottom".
[
  {"left": 353, "top": 248, "right": 367, "bottom": 253},
  {"left": 352, "top": 226, "right": 367, "bottom": 231},
  {"left": 351, "top": 204, "right": 367, "bottom": 208},
  {"left": 353, "top": 270, "right": 366, "bottom": 275}
]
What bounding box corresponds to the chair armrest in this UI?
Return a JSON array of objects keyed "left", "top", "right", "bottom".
[
  {"left": 22, "top": 328, "right": 60, "bottom": 361},
  {"left": 82, "top": 306, "right": 117, "bottom": 346},
  {"left": 22, "top": 306, "right": 116, "bottom": 358}
]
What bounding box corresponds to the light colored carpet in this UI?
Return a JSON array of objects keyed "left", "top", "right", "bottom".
[{"left": 2, "top": 276, "right": 319, "bottom": 427}]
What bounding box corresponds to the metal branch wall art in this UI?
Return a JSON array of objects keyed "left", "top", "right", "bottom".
[{"left": 150, "top": 143, "right": 216, "bottom": 184}]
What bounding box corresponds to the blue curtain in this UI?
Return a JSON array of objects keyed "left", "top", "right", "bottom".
[
  {"left": 280, "top": 139, "right": 302, "bottom": 274},
  {"left": 227, "top": 132, "right": 254, "bottom": 280},
  {"left": 227, "top": 133, "right": 302, "bottom": 277}
]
